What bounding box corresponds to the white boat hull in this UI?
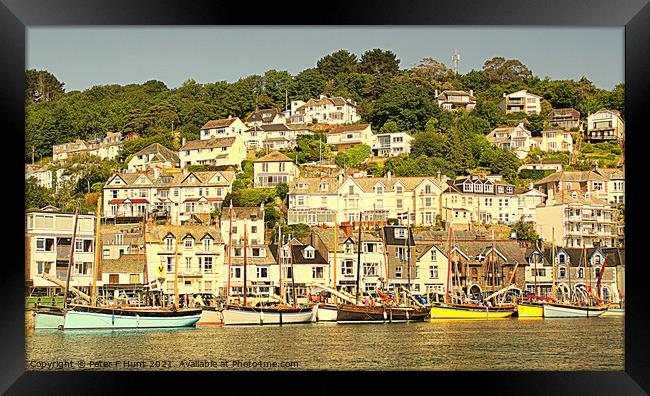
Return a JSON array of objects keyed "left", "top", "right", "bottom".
[
  {"left": 63, "top": 310, "right": 201, "bottom": 329},
  {"left": 316, "top": 304, "right": 338, "bottom": 321},
  {"left": 600, "top": 309, "right": 625, "bottom": 317},
  {"left": 222, "top": 306, "right": 317, "bottom": 325},
  {"left": 33, "top": 310, "right": 65, "bottom": 329},
  {"left": 543, "top": 304, "right": 606, "bottom": 318},
  {"left": 197, "top": 308, "right": 224, "bottom": 325}
]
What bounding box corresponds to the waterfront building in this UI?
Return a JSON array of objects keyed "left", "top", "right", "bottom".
[
  {"left": 245, "top": 108, "right": 286, "bottom": 127},
  {"left": 434, "top": 89, "right": 477, "bottom": 111},
  {"left": 288, "top": 173, "right": 448, "bottom": 227},
  {"left": 103, "top": 168, "right": 235, "bottom": 224},
  {"left": 586, "top": 109, "right": 625, "bottom": 143},
  {"left": 178, "top": 135, "right": 247, "bottom": 169},
  {"left": 145, "top": 224, "right": 226, "bottom": 297},
  {"left": 311, "top": 227, "right": 386, "bottom": 297},
  {"left": 542, "top": 246, "right": 622, "bottom": 303},
  {"left": 126, "top": 143, "right": 180, "bottom": 172},
  {"left": 325, "top": 124, "right": 374, "bottom": 151},
  {"left": 290, "top": 94, "right": 360, "bottom": 125},
  {"left": 548, "top": 108, "right": 582, "bottom": 130},
  {"left": 499, "top": 89, "right": 543, "bottom": 115},
  {"left": 534, "top": 170, "right": 609, "bottom": 203},
  {"left": 99, "top": 254, "right": 146, "bottom": 301},
  {"left": 370, "top": 132, "right": 414, "bottom": 157},
  {"left": 535, "top": 191, "right": 618, "bottom": 248},
  {"left": 540, "top": 128, "right": 574, "bottom": 153},
  {"left": 219, "top": 205, "right": 266, "bottom": 248},
  {"left": 25, "top": 209, "right": 96, "bottom": 296},
  {"left": 486, "top": 123, "right": 538, "bottom": 160},
  {"left": 252, "top": 151, "right": 299, "bottom": 188},
  {"left": 199, "top": 117, "right": 247, "bottom": 140}
]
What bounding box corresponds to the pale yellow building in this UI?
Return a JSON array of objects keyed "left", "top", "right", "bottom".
[
  {"left": 540, "top": 128, "right": 573, "bottom": 153},
  {"left": 178, "top": 135, "right": 247, "bottom": 169},
  {"left": 252, "top": 151, "right": 299, "bottom": 188},
  {"left": 326, "top": 123, "right": 374, "bottom": 151}
]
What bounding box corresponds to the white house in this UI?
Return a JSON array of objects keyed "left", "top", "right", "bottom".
[
  {"left": 290, "top": 95, "right": 360, "bottom": 125},
  {"left": 326, "top": 124, "right": 374, "bottom": 151},
  {"left": 586, "top": 109, "right": 625, "bottom": 143},
  {"left": 435, "top": 90, "right": 477, "bottom": 111},
  {"left": 486, "top": 123, "right": 537, "bottom": 159},
  {"left": 179, "top": 135, "right": 247, "bottom": 169},
  {"left": 127, "top": 143, "right": 180, "bottom": 172},
  {"left": 199, "top": 117, "right": 247, "bottom": 140},
  {"left": 245, "top": 108, "right": 286, "bottom": 127},
  {"left": 253, "top": 151, "right": 299, "bottom": 188},
  {"left": 371, "top": 132, "right": 414, "bottom": 157},
  {"left": 499, "top": 90, "right": 543, "bottom": 115}
]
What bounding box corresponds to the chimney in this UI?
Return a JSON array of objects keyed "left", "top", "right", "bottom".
[
  {"left": 528, "top": 182, "right": 534, "bottom": 190},
  {"left": 342, "top": 223, "right": 353, "bottom": 237},
  {"left": 181, "top": 137, "right": 186, "bottom": 147},
  {"left": 387, "top": 171, "right": 392, "bottom": 180},
  {"left": 435, "top": 89, "right": 439, "bottom": 97},
  {"left": 470, "top": 89, "right": 474, "bottom": 97},
  {"left": 338, "top": 173, "right": 344, "bottom": 184},
  {"left": 153, "top": 167, "right": 161, "bottom": 180}
]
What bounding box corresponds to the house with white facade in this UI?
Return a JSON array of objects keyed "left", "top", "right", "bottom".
[
  {"left": 595, "top": 167, "right": 625, "bottom": 205},
  {"left": 253, "top": 151, "right": 299, "bottom": 188},
  {"left": 540, "top": 128, "right": 573, "bottom": 153},
  {"left": 26, "top": 209, "right": 97, "bottom": 295},
  {"left": 548, "top": 108, "right": 582, "bottom": 130},
  {"left": 290, "top": 95, "right": 360, "bottom": 125},
  {"left": 326, "top": 124, "right": 374, "bottom": 151},
  {"left": 486, "top": 123, "right": 537, "bottom": 159},
  {"left": 178, "top": 135, "right": 247, "bottom": 169},
  {"left": 199, "top": 117, "right": 247, "bottom": 140},
  {"left": 103, "top": 168, "right": 236, "bottom": 224},
  {"left": 499, "top": 90, "right": 543, "bottom": 115},
  {"left": 242, "top": 123, "right": 312, "bottom": 151},
  {"left": 288, "top": 173, "right": 449, "bottom": 227},
  {"left": 52, "top": 131, "right": 137, "bottom": 163},
  {"left": 371, "top": 132, "right": 414, "bottom": 157},
  {"left": 435, "top": 89, "right": 477, "bottom": 111},
  {"left": 586, "top": 109, "right": 625, "bottom": 143},
  {"left": 127, "top": 143, "right": 180, "bottom": 172}
]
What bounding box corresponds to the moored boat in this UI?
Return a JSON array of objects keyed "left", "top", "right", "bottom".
[
  {"left": 516, "top": 302, "right": 545, "bottom": 318},
  {"left": 316, "top": 303, "right": 338, "bottom": 322},
  {"left": 600, "top": 308, "right": 624, "bottom": 317},
  {"left": 62, "top": 305, "right": 202, "bottom": 330},
  {"left": 429, "top": 303, "right": 515, "bottom": 320},
  {"left": 197, "top": 306, "right": 224, "bottom": 325},
  {"left": 33, "top": 305, "right": 66, "bottom": 329},
  {"left": 336, "top": 304, "right": 429, "bottom": 323},
  {"left": 222, "top": 304, "right": 317, "bottom": 325},
  {"left": 543, "top": 302, "right": 607, "bottom": 318}
]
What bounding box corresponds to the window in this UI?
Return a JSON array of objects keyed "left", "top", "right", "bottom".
[
  {"left": 342, "top": 260, "right": 354, "bottom": 275},
  {"left": 130, "top": 274, "right": 140, "bottom": 284},
  {"left": 395, "top": 228, "right": 407, "bottom": 239},
  {"left": 304, "top": 247, "right": 315, "bottom": 259},
  {"left": 165, "top": 237, "right": 175, "bottom": 251},
  {"left": 202, "top": 238, "right": 212, "bottom": 250},
  {"left": 115, "top": 234, "right": 124, "bottom": 245},
  {"left": 36, "top": 261, "right": 51, "bottom": 275},
  {"left": 103, "top": 249, "right": 110, "bottom": 259},
  {"left": 252, "top": 247, "right": 261, "bottom": 257},
  {"left": 344, "top": 242, "right": 354, "bottom": 254},
  {"left": 312, "top": 267, "right": 324, "bottom": 279},
  {"left": 425, "top": 197, "right": 432, "bottom": 207},
  {"left": 578, "top": 268, "right": 584, "bottom": 278},
  {"left": 425, "top": 185, "right": 432, "bottom": 194},
  {"left": 75, "top": 239, "right": 83, "bottom": 252},
  {"left": 395, "top": 185, "right": 403, "bottom": 194},
  {"left": 185, "top": 257, "right": 192, "bottom": 271},
  {"left": 36, "top": 238, "right": 55, "bottom": 252},
  {"left": 231, "top": 266, "right": 242, "bottom": 279},
  {"left": 184, "top": 238, "right": 194, "bottom": 249},
  {"left": 376, "top": 186, "right": 383, "bottom": 195},
  {"left": 395, "top": 266, "right": 402, "bottom": 278},
  {"left": 251, "top": 226, "right": 257, "bottom": 234},
  {"left": 396, "top": 247, "right": 407, "bottom": 260},
  {"left": 109, "top": 274, "right": 119, "bottom": 284},
  {"left": 166, "top": 257, "right": 174, "bottom": 273},
  {"left": 203, "top": 257, "right": 213, "bottom": 272},
  {"left": 256, "top": 267, "right": 269, "bottom": 279},
  {"left": 348, "top": 185, "right": 354, "bottom": 194},
  {"left": 430, "top": 265, "right": 438, "bottom": 278},
  {"left": 595, "top": 268, "right": 601, "bottom": 279},
  {"left": 430, "top": 250, "right": 437, "bottom": 261},
  {"left": 232, "top": 226, "right": 238, "bottom": 234},
  {"left": 233, "top": 248, "right": 242, "bottom": 257},
  {"left": 396, "top": 199, "right": 403, "bottom": 209}
]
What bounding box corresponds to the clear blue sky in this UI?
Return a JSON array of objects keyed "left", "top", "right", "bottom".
[{"left": 27, "top": 27, "right": 624, "bottom": 91}]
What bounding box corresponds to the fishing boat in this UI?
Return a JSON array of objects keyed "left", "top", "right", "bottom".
[
  {"left": 429, "top": 302, "right": 514, "bottom": 319},
  {"left": 336, "top": 303, "right": 429, "bottom": 323},
  {"left": 316, "top": 302, "right": 338, "bottom": 322},
  {"left": 600, "top": 306, "right": 625, "bottom": 317},
  {"left": 197, "top": 306, "right": 224, "bottom": 325},
  {"left": 516, "top": 302, "right": 545, "bottom": 318},
  {"left": 62, "top": 305, "right": 202, "bottom": 329},
  {"left": 543, "top": 302, "right": 607, "bottom": 318},
  {"left": 32, "top": 305, "right": 66, "bottom": 329},
  {"left": 222, "top": 304, "right": 317, "bottom": 325}
]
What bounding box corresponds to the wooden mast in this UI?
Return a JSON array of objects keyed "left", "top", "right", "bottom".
[
  {"left": 142, "top": 214, "right": 149, "bottom": 306},
  {"left": 243, "top": 220, "right": 248, "bottom": 306},
  {"left": 289, "top": 234, "right": 297, "bottom": 308},
  {"left": 63, "top": 204, "right": 80, "bottom": 309},
  {"left": 533, "top": 240, "right": 538, "bottom": 297},
  {"left": 332, "top": 217, "right": 337, "bottom": 304},
  {"left": 355, "top": 211, "right": 362, "bottom": 305},
  {"left": 446, "top": 220, "right": 453, "bottom": 304},
  {"left": 277, "top": 222, "right": 283, "bottom": 304},
  {"left": 584, "top": 244, "right": 591, "bottom": 306},
  {"left": 174, "top": 213, "right": 179, "bottom": 307},
  {"left": 551, "top": 228, "right": 557, "bottom": 301},
  {"left": 406, "top": 213, "right": 411, "bottom": 295},
  {"left": 227, "top": 201, "right": 233, "bottom": 302},
  {"left": 91, "top": 195, "right": 102, "bottom": 306}
]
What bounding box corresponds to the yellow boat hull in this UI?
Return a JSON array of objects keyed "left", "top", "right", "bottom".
[
  {"left": 517, "top": 303, "right": 544, "bottom": 318},
  {"left": 429, "top": 305, "right": 514, "bottom": 320}
]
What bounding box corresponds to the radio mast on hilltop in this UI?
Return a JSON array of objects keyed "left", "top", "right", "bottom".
[{"left": 452, "top": 50, "right": 461, "bottom": 75}]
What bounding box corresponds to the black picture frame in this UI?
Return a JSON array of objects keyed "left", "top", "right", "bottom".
[{"left": 2, "top": 0, "right": 648, "bottom": 394}]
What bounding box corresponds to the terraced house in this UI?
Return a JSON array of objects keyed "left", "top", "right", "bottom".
[
  {"left": 145, "top": 224, "right": 225, "bottom": 298},
  {"left": 103, "top": 168, "right": 235, "bottom": 224},
  {"left": 533, "top": 170, "right": 610, "bottom": 203},
  {"left": 288, "top": 173, "right": 448, "bottom": 226},
  {"left": 441, "top": 175, "right": 543, "bottom": 226},
  {"left": 178, "top": 135, "right": 247, "bottom": 168}
]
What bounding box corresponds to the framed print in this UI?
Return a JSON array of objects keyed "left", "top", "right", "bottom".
[{"left": 1, "top": 0, "right": 649, "bottom": 394}]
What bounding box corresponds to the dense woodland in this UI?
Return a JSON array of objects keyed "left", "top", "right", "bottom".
[{"left": 25, "top": 49, "right": 625, "bottom": 220}]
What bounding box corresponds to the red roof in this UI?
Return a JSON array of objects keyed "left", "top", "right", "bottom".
[
  {"left": 129, "top": 199, "right": 149, "bottom": 204},
  {"left": 109, "top": 199, "right": 125, "bottom": 204}
]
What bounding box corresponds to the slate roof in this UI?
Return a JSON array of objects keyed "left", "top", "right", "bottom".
[
  {"left": 106, "top": 169, "right": 235, "bottom": 188},
  {"left": 180, "top": 136, "right": 237, "bottom": 151},
  {"left": 201, "top": 117, "right": 239, "bottom": 129},
  {"left": 101, "top": 254, "right": 146, "bottom": 274},
  {"left": 220, "top": 206, "right": 264, "bottom": 221},
  {"left": 132, "top": 143, "right": 179, "bottom": 163},
  {"left": 267, "top": 243, "right": 329, "bottom": 265},
  {"left": 329, "top": 124, "right": 370, "bottom": 134},
  {"left": 146, "top": 224, "right": 224, "bottom": 244},
  {"left": 311, "top": 227, "right": 382, "bottom": 253},
  {"left": 246, "top": 108, "right": 281, "bottom": 123},
  {"left": 535, "top": 170, "right": 607, "bottom": 185},
  {"left": 254, "top": 151, "right": 294, "bottom": 163}
]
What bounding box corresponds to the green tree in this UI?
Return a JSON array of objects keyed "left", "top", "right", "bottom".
[
  {"left": 25, "top": 69, "right": 65, "bottom": 104},
  {"left": 359, "top": 49, "right": 400, "bottom": 76},
  {"left": 511, "top": 220, "right": 539, "bottom": 243},
  {"left": 335, "top": 144, "right": 371, "bottom": 168},
  {"left": 482, "top": 57, "right": 532, "bottom": 84},
  {"left": 25, "top": 178, "right": 54, "bottom": 210},
  {"left": 316, "top": 50, "right": 359, "bottom": 80}
]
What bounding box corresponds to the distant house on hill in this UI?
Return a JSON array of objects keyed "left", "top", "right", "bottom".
[{"left": 127, "top": 143, "right": 179, "bottom": 172}]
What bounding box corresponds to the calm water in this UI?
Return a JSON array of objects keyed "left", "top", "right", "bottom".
[{"left": 25, "top": 314, "right": 624, "bottom": 371}]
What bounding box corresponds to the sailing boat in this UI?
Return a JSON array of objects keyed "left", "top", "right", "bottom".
[
  {"left": 516, "top": 241, "right": 545, "bottom": 318},
  {"left": 37, "top": 200, "right": 202, "bottom": 330},
  {"left": 316, "top": 220, "right": 339, "bottom": 322},
  {"left": 222, "top": 220, "right": 317, "bottom": 325},
  {"left": 429, "top": 225, "right": 514, "bottom": 320},
  {"left": 543, "top": 238, "right": 607, "bottom": 318},
  {"left": 336, "top": 214, "right": 429, "bottom": 323}
]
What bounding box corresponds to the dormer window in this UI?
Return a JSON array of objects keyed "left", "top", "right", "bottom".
[
  {"left": 375, "top": 185, "right": 384, "bottom": 195},
  {"left": 344, "top": 242, "right": 353, "bottom": 254},
  {"left": 165, "top": 236, "right": 175, "bottom": 251},
  {"left": 184, "top": 237, "right": 194, "bottom": 249},
  {"left": 320, "top": 182, "right": 328, "bottom": 191},
  {"left": 425, "top": 185, "right": 432, "bottom": 194},
  {"left": 303, "top": 246, "right": 315, "bottom": 259},
  {"left": 394, "top": 228, "right": 407, "bottom": 239},
  {"left": 395, "top": 185, "right": 403, "bottom": 194}
]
